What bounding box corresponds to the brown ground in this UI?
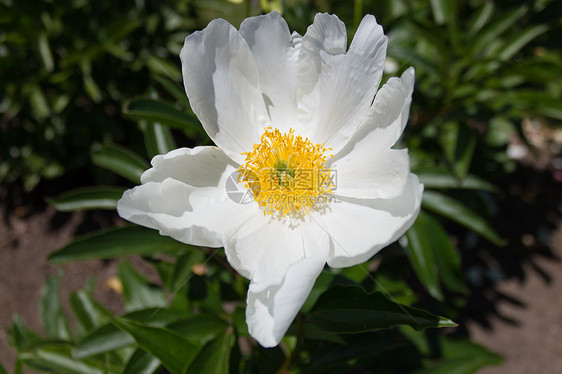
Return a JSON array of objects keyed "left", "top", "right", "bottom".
[{"left": 0, "top": 167, "right": 561, "bottom": 373}]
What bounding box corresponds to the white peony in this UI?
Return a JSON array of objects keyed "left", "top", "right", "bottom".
[{"left": 117, "top": 11, "right": 423, "bottom": 347}]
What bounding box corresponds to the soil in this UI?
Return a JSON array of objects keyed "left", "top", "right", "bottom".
[{"left": 0, "top": 163, "right": 561, "bottom": 373}]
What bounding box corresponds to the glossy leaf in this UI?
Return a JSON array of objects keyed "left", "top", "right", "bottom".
[
  {"left": 8, "top": 316, "right": 43, "bottom": 351},
  {"left": 70, "top": 289, "right": 110, "bottom": 336},
  {"left": 170, "top": 251, "right": 205, "bottom": 293},
  {"left": 469, "top": 6, "right": 527, "bottom": 58},
  {"left": 48, "top": 226, "right": 193, "bottom": 264},
  {"left": 429, "top": 0, "right": 455, "bottom": 25},
  {"left": 409, "top": 212, "right": 467, "bottom": 294},
  {"left": 153, "top": 75, "right": 191, "bottom": 107},
  {"left": 111, "top": 318, "right": 201, "bottom": 374},
  {"left": 184, "top": 330, "right": 234, "bottom": 374},
  {"left": 167, "top": 315, "right": 227, "bottom": 346},
  {"left": 467, "top": 1, "right": 494, "bottom": 36},
  {"left": 406, "top": 217, "right": 443, "bottom": 300},
  {"left": 39, "top": 273, "right": 71, "bottom": 340},
  {"left": 141, "top": 122, "right": 176, "bottom": 158},
  {"left": 309, "top": 286, "right": 456, "bottom": 333},
  {"left": 417, "top": 170, "right": 497, "bottom": 192},
  {"left": 118, "top": 261, "right": 166, "bottom": 311},
  {"left": 21, "top": 345, "right": 105, "bottom": 374},
  {"left": 91, "top": 143, "right": 149, "bottom": 184},
  {"left": 300, "top": 334, "right": 396, "bottom": 374},
  {"left": 422, "top": 191, "right": 506, "bottom": 246},
  {"left": 123, "top": 349, "right": 161, "bottom": 374},
  {"left": 498, "top": 24, "right": 549, "bottom": 61},
  {"left": 123, "top": 98, "right": 204, "bottom": 135},
  {"left": 439, "top": 121, "right": 476, "bottom": 180},
  {"left": 47, "top": 186, "right": 125, "bottom": 211},
  {"left": 417, "top": 338, "right": 503, "bottom": 373},
  {"left": 73, "top": 308, "right": 188, "bottom": 359}
]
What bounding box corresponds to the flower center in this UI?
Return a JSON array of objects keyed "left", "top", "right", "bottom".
[{"left": 238, "top": 128, "right": 333, "bottom": 217}]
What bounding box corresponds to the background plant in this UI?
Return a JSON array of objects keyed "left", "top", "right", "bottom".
[{"left": 3, "top": 0, "right": 560, "bottom": 373}]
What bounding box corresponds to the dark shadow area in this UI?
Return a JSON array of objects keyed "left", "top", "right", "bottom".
[{"left": 456, "top": 164, "right": 561, "bottom": 332}]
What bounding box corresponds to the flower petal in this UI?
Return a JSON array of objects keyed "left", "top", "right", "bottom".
[
  {"left": 328, "top": 68, "right": 415, "bottom": 199},
  {"left": 317, "top": 173, "right": 423, "bottom": 268},
  {"left": 297, "top": 14, "right": 387, "bottom": 152},
  {"left": 224, "top": 214, "right": 309, "bottom": 286},
  {"left": 331, "top": 148, "right": 410, "bottom": 199},
  {"left": 245, "top": 223, "right": 329, "bottom": 347},
  {"left": 340, "top": 67, "right": 415, "bottom": 155},
  {"left": 141, "top": 146, "right": 238, "bottom": 187},
  {"left": 118, "top": 147, "right": 258, "bottom": 247},
  {"left": 240, "top": 11, "right": 300, "bottom": 131},
  {"left": 180, "top": 19, "right": 269, "bottom": 163}
]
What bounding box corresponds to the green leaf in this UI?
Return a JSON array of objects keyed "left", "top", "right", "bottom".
[
  {"left": 47, "top": 186, "right": 125, "bottom": 211},
  {"left": 8, "top": 315, "right": 43, "bottom": 351},
  {"left": 469, "top": 6, "right": 527, "bottom": 58},
  {"left": 123, "top": 98, "right": 204, "bottom": 135},
  {"left": 38, "top": 32, "right": 54, "bottom": 72},
  {"left": 409, "top": 212, "right": 467, "bottom": 294},
  {"left": 73, "top": 308, "right": 187, "bottom": 359},
  {"left": 111, "top": 318, "right": 201, "bottom": 374},
  {"left": 141, "top": 122, "right": 176, "bottom": 158},
  {"left": 123, "top": 349, "right": 161, "bottom": 374},
  {"left": 167, "top": 315, "right": 226, "bottom": 345},
  {"left": 91, "top": 143, "right": 149, "bottom": 183},
  {"left": 118, "top": 261, "right": 166, "bottom": 311},
  {"left": 40, "top": 273, "right": 72, "bottom": 340},
  {"left": 417, "top": 338, "right": 503, "bottom": 373},
  {"left": 170, "top": 252, "right": 205, "bottom": 292},
  {"left": 70, "top": 289, "right": 109, "bottom": 336},
  {"left": 48, "top": 226, "right": 193, "bottom": 264},
  {"left": 153, "top": 75, "right": 191, "bottom": 107},
  {"left": 406, "top": 217, "right": 443, "bottom": 300},
  {"left": 417, "top": 170, "right": 497, "bottom": 192},
  {"left": 300, "top": 334, "right": 396, "bottom": 374},
  {"left": 309, "top": 286, "right": 456, "bottom": 333},
  {"left": 146, "top": 55, "right": 182, "bottom": 81},
  {"left": 439, "top": 122, "right": 476, "bottom": 179},
  {"left": 497, "top": 24, "right": 549, "bottom": 61},
  {"left": 21, "top": 345, "right": 105, "bottom": 374},
  {"left": 429, "top": 0, "right": 455, "bottom": 25},
  {"left": 508, "top": 90, "right": 562, "bottom": 120},
  {"left": 467, "top": 1, "right": 495, "bottom": 36},
  {"left": 0, "top": 362, "right": 7, "bottom": 374},
  {"left": 184, "top": 329, "right": 234, "bottom": 374},
  {"left": 422, "top": 191, "right": 506, "bottom": 246}
]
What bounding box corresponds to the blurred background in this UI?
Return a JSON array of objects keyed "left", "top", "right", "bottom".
[{"left": 1, "top": 0, "right": 561, "bottom": 373}]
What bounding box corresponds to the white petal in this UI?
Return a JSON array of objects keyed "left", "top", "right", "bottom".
[
  {"left": 297, "top": 14, "right": 387, "bottom": 152},
  {"left": 224, "top": 214, "right": 322, "bottom": 286},
  {"left": 316, "top": 174, "right": 423, "bottom": 268},
  {"left": 339, "top": 67, "right": 415, "bottom": 156},
  {"left": 118, "top": 180, "right": 257, "bottom": 247},
  {"left": 117, "top": 148, "right": 258, "bottom": 247},
  {"left": 180, "top": 19, "right": 269, "bottom": 164},
  {"left": 245, "top": 224, "right": 329, "bottom": 347},
  {"left": 331, "top": 148, "right": 410, "bottom": 199},
  {"left": 240, "top": 11, "right": 300, "bottom": 131},
  {"left": 141, "top": 146, "right": 238, "bottom": 187}
]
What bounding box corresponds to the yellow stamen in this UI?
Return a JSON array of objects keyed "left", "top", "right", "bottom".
[{"left": 238, "top": 128, "right": 333, "bottom": 217}]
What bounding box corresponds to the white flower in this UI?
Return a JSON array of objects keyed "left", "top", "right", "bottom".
[{"left": 117, "top": 11, "right": 423, "bottom": 347}]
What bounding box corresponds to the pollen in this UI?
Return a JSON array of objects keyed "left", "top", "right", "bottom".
[{"left": 238, "top": 128, "right": 333, "bottom": 217}]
